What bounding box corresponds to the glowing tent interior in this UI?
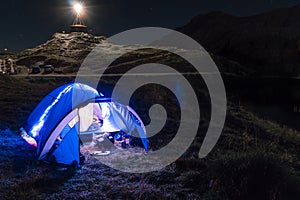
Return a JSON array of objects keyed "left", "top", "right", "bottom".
[{"left": 20, "top": 83, "right": 149, "bottom": 167}]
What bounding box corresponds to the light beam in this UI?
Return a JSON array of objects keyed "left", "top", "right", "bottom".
[{"left": 74, "top": 3, "right": 83, "bottom": 15}]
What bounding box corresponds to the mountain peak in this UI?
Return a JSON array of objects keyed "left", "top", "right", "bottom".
[{"left": 178, "top": 4, "right": 300, "bottom": 75}]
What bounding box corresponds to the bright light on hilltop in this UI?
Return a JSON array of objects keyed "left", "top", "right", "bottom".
[
  {"left": 70, "top": 1, "right": 87, "bottom": 32},
  {"left": 74, "top": 3, "right": 83, "bottom": 15}
]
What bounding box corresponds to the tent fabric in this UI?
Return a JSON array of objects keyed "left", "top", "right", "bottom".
[
  {"left": 22, "top": 83, "right": 149, "bottom": 166},
  {"left": 50, "top": 123, "right": 80, "bottom": 165},
  {"left": 25, "top": 83, "right": 100, "bottom": 140},
  {"left": 79, "top": 103, "right": 94, "bottom": 132},
  {"left": 79, "top": 103, "right": 103, "bottom": 132},
  {"left": 24, "top": 83, "right": 100, "bottom": 165},
  {"left": 127, "top": 106, "right": 148, "bottom": 152},
  {"left": 79, "top": 101, "right": 149, "bottom": 152},
  {"left": 98, "top": 102, "right": 149, "bottom": 152},
  {"left": 38, "top": 109, "right": 79, "bottom": 160}
]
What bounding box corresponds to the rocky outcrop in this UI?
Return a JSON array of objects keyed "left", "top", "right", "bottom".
[
  {"left": 12, "top": 31, "right": 250, "bottom": 76},
  {"left": 178, "top": 5, "right": 300, "bottom": 75},
  {"left": 16, "top": 32, "right": 105, "bottom": 73}
]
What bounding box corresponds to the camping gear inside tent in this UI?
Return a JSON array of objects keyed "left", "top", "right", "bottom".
[{"left": 20, "top": 83, "right": 149, "bottom": 167}]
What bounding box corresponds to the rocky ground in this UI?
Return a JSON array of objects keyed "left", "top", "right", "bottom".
[
  {"left": 16, "top": 32, "right": 106, "bottom": 73},
  {"left": 1, "top": 31, "right": 253, "bottom": 77}
]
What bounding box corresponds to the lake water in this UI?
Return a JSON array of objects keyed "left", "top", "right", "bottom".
[{"left": 225, "top": 76, "right": 300, "bottom": 130}]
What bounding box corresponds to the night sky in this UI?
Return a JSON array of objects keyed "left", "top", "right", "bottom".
[{"left": 1, "top": 0, "right": 300, "bottom": 53}]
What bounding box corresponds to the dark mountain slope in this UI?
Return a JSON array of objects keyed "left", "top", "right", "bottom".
[{"left": 178, "top": 5, "right": 300, "bottom": 75}]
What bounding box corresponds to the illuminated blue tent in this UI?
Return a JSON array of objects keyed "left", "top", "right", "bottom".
[{"left": 21, "top": 83, "right": 149, "bottom": 167}]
